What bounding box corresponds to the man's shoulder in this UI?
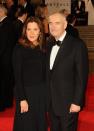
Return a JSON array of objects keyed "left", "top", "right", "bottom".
[
  {"left": 71, "top": 36, "right": 87, "bottom": 51},
  {"left": 66, "top": 33, "right": 86, "bottom": 48}
]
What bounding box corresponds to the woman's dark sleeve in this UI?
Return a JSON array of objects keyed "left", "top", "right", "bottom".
[{"left": 12, "top": 45, "right": 26, "bottom": 101}]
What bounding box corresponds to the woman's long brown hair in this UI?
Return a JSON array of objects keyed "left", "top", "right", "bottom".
[{"left": 19, "top": 17, "right": 45, "bottom": 49}]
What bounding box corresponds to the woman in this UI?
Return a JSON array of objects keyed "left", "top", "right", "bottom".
[{"left": 13, "top": 17, "right": 47, "bottom": 131}]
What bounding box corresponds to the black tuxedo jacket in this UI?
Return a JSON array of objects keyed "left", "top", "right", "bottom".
[
  {"left": 46, "top": 34, "right": 88, "bottom": 116},
  {"left": 0, "top": 17, "right": 15, "bottom": 108},
  {"left": 13, "top": 19, "right": 24, "bottom": 41},
  {"left": 66, "top": 24, "right": 79, "bottom": 38},
  {"left": 0, "top": 17, "right": 15, "bottom": 57}
]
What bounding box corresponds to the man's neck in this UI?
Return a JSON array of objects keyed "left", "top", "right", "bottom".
[{"left": 55, "top": 31, "right": 66, "bottom": 41}]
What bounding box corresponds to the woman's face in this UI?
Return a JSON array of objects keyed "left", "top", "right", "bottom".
[{"left": 26, "top": 22, "right": 40, "bottom": 45}]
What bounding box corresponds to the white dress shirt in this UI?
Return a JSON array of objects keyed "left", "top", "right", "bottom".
[
  {"left": 50, "top": 31, "right": 66, "bottom": 70},
  {"left": 0, "top": 16, "right": 7, "bottom": 22}
]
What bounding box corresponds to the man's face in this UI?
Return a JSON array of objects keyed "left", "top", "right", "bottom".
[
  {"left": 48, "top": 13, "right": 67, "bottom": 39},
  {"left": 6, "top": 0, "right": 13, "bottom": 7}
]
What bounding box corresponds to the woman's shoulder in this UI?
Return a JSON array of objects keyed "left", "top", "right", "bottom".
[
  {"left": 13, "top": 43, "right": 25, "bottom": 55},
  {"left": 14, "top": 43, "right": 25, "bottom": 50}
]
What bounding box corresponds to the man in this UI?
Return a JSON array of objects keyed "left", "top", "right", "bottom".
[
  {"left": 18, "top": 0, "right": 35, "bottom": 17},
  {"left": 71, "top": 0, "right": 85, "bottom": 15},
  {"left": 5, "top": 0, "right": 17, "bottom": 21},
  {"left": 13, "top": 5, "right": 27, "bottom": 41},
  {"left": 46, "top": 11, "right": 88, "bottom": 131},
  {"left": 66, "top": 14, "right": 79, "bottom": 38},
  {"left": 0, "top": 5, "right": 15, "bottom": 111}
]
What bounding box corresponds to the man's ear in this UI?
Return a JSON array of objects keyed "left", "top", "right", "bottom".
[{"left": 64, "top": 20, "right": 67, "bottom": 29}]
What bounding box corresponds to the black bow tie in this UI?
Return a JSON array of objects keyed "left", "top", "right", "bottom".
[{"left": 55, "top": 40, "right": 62, "bottom": 46}]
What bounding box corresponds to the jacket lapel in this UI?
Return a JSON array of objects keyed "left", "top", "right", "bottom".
[{"left": 52, "top": 34, "right": 70, "bottom": 71}]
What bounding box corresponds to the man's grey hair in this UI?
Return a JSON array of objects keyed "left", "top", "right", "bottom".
[
  {"left": 48, "top": 10, "right": 67, "bottom": 21},
  {"left": 0, "top": 4, "right": 8, "bottom": 15}
]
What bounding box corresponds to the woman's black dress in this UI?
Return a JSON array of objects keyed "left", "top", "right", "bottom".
[{"left": 13, "top": 44, "right": 47, "bottom": 131}]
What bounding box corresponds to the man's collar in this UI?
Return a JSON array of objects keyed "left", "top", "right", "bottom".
[{"left": 0, "top": 16, "right": 7, "bottom": 22}]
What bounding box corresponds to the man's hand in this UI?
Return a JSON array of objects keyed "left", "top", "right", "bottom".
[{"left": 69, "top": 104, "right": 81, "bottom": 113}]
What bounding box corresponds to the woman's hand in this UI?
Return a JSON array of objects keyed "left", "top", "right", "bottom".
[{"left": 20, "top": 100, "right": 29, "bottom": 113}]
